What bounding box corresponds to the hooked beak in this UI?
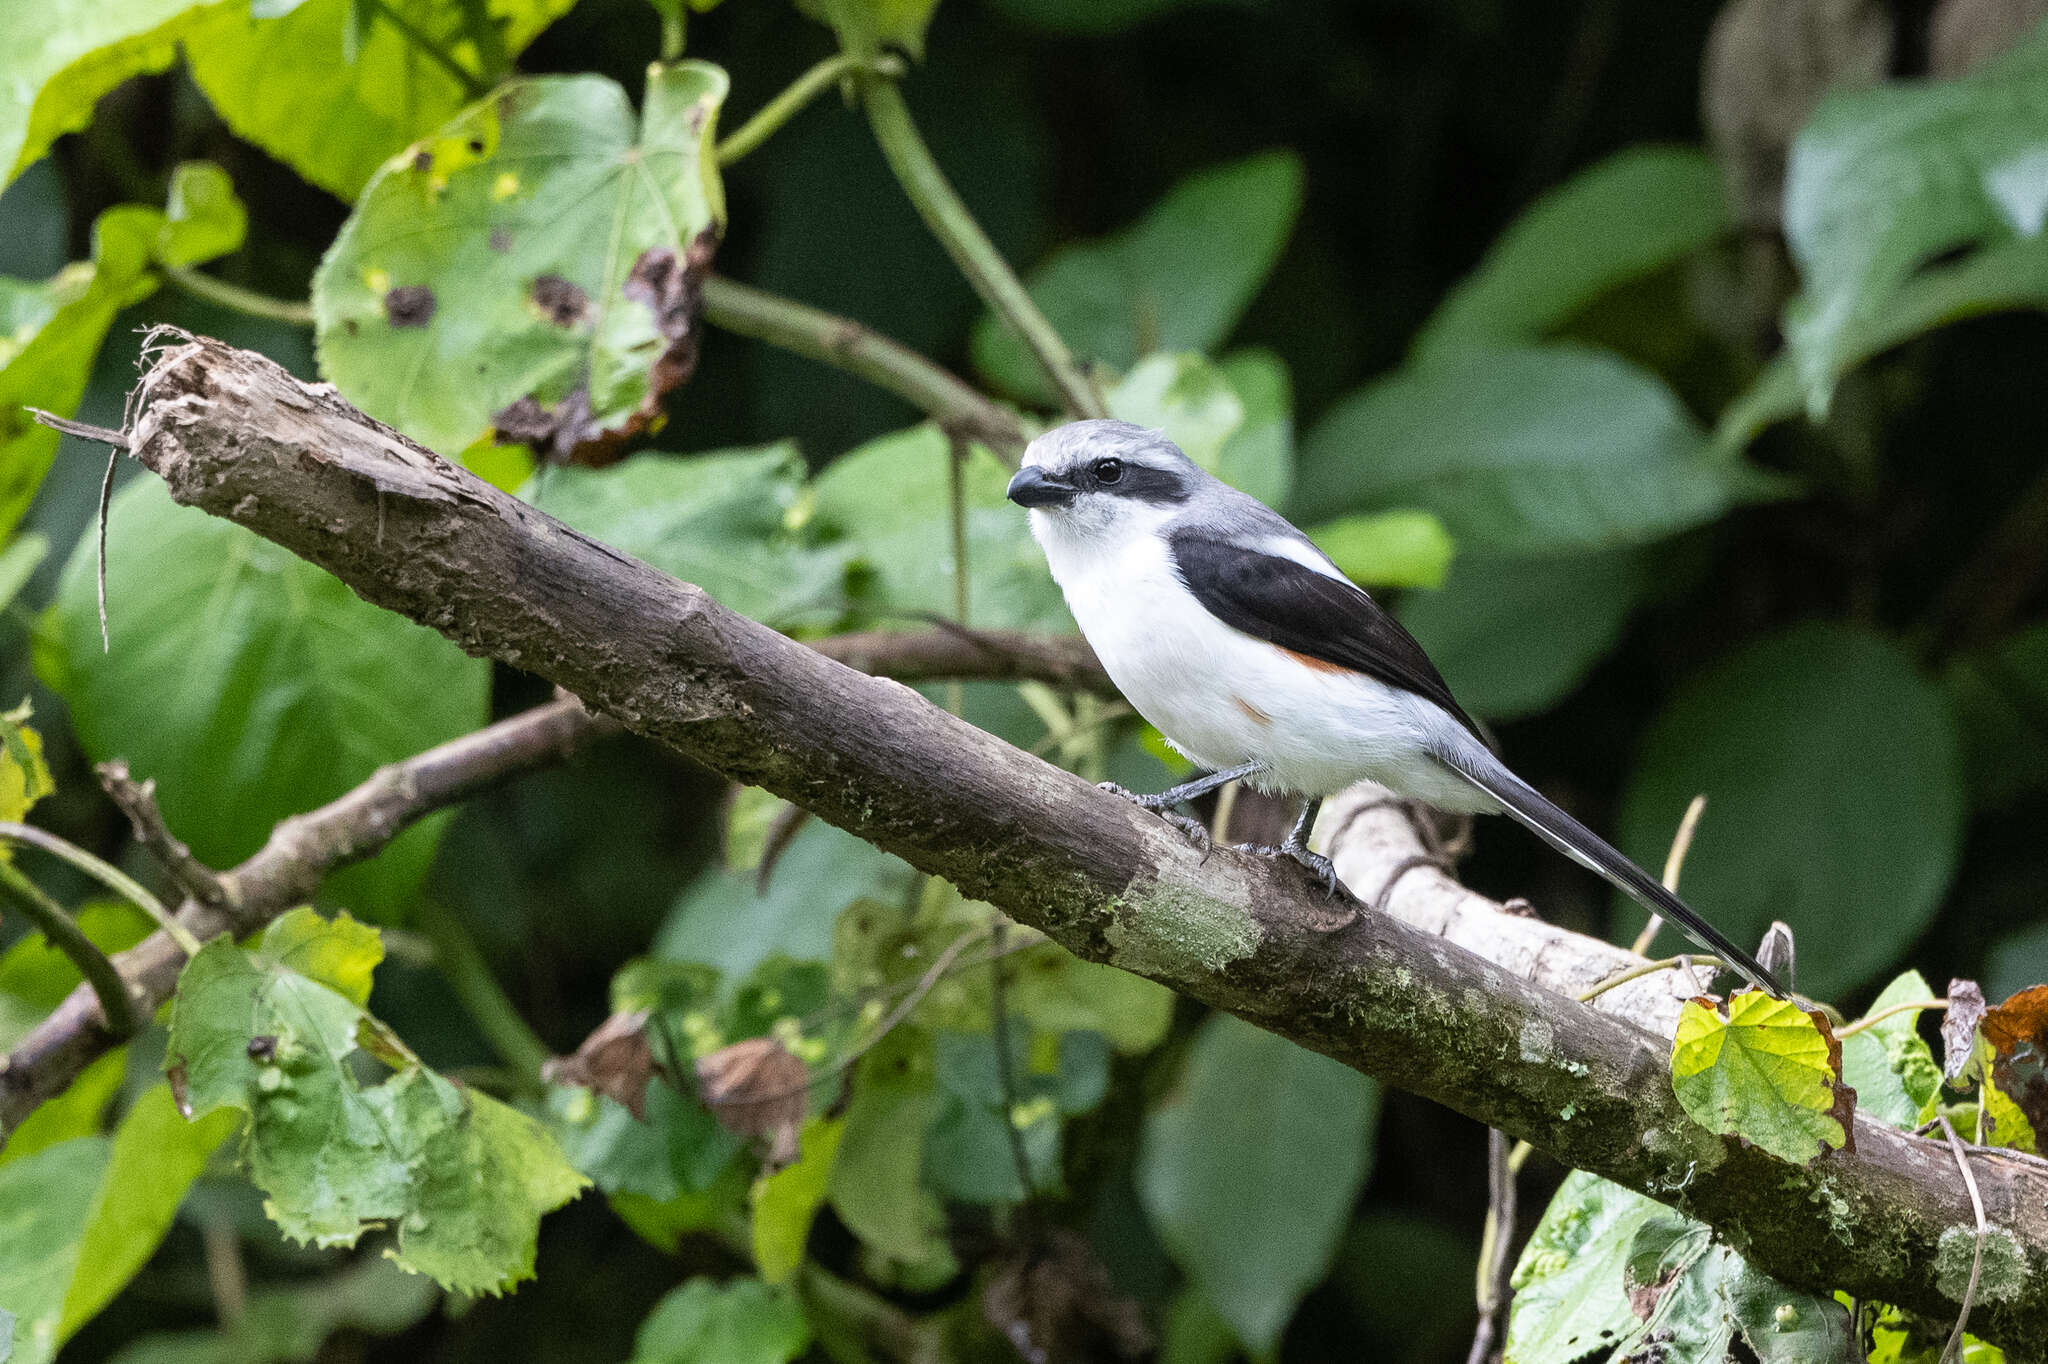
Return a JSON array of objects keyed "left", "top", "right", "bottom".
[{"left": 1006, "top": 465, "right": 1076, "bottom": 509}]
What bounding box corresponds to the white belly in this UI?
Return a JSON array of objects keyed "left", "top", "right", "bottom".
[{"left": 1034, "top": 517, "right": 1490, "bottom": 810}]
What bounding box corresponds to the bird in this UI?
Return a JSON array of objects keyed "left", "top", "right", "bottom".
[{"left": 1006, "top": 418, "right": 1785, "bottom": 998}]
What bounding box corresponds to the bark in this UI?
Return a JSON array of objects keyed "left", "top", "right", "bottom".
[{"left": 20, "top": 332, "right": 2048, "bottom": 1351}]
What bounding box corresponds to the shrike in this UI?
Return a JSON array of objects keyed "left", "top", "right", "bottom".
[{"left": 1008, "top": 419, "right": 1783, "bottom": 998}]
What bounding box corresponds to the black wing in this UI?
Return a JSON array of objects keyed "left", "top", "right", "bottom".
[{"left": 1167, "top": 528, "right": 1485, "bottom": 740}]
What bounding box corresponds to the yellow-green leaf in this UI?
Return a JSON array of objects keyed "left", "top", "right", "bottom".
[
  {"left": 1671, "top": 991, "right": 1855, "bottom": 1165},
  {"left": 750, "top": 1116, "right": 843, "bottom": 1284},
  {"left": 1307, "top": 510, "right": 1456, "bottom": 589}
]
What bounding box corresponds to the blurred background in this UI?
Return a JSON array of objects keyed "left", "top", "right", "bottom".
[{"left": 3, "top": 0, "right": 2047, "bottom": 1360}]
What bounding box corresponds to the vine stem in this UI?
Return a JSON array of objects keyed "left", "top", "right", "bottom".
[
  {"left": 414, "top": 898, "right": 551, "bottom": 1091},
  {"left": 0, "top": 823, "right": 202, "bottom": 956},
  {"left": 856, "top": 74, "right": 1105, "bottom": 420},
  {"left": 0, "top": 861, "right": 140, "bottom": 1038},
  {"left": 1575, "top": 954, "right": 1725, "bottom": 1004},
  {"left": 1631, "top": 793, "right": 1705, "bottom": 956},
  {"left": 162, "top": 265, "right": 316, "bottom": 327},
  {"left": 717, "top": 53, "right": 902, "bottom": 166},
  {"left": 1834, "top": 997, "right": 1950, "bottom": 1041}
]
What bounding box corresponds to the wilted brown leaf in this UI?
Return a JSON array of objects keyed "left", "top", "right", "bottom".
[
  {"left": 695, "top": 1035, "right": 808, "bottom": 1168},
  {"left": 1979, "top": 983, "right": 2048, "bottom": 1134},
  {"left": 543, "top": 1008, "right": 657, "bottom": 1119},
  {"left": 1944, "top": 979, "right": 1988, "bottom": 1081}
]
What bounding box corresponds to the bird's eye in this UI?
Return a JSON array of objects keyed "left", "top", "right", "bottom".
[{"left": 1092, "top": 458, "right": 1125, "bottom": 485}]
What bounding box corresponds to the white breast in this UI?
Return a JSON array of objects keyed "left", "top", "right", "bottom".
[{"left": 1029, "top": 510, "right": 1489, "bottom": 809}]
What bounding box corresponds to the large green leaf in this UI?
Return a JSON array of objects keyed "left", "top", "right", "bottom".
[
  {"left": 1137, "top": 1013, "right": 1379, "bottom": 1355},
  {"left": 627, "top": 1277, "right": 809, "bottom": 1364},
  {"left": 971, "top": 152, "right": 1303, "bottom": 406},
  {"left": 1414, "top": 146, "right": 1729, "bottom": 361},
  {"left": 1617, "top": 623, "right": 1965, "bottom": 998},
  {"left": 1671, "top": 992, "right": 1854, "bottom": 1165},
  {"left": 1503, "top": 1170, "right": 1663, "bottom": 1364},
  {"left": 0, "top": 904, "right": 151, "bottom": 1052},
  {"left": 1782, "top": 18, "right": 2048, "bottom": 412},
  {"left": 165, "top": 908, "right": 587, "bottom": 1293},
  {"left": 1841, "top": 970, "right": 1943, "bottom": 1131},
  {"left": 811, "top": 424, "right": 1070, "bottom": 631},
  {"left": 1397, "top": 545, "right": 1652, "bottom": 720},
  {"left": 0, "top": 1088, "right": 237, "bottom": 1364},
  {"left": 533, "top": 446, "right": 850, "bottom": 629},
  {"left": 183, "top": 0, "right": 580, "bottom": 200},
  {"left": 1306, "top": 510, "right": 1455, "bottom": 590},
  {"left": 1295, "top": 344, "right": 1784, "bottom": 552},
  {"left": 0, "top": 0, "right": 219, "bottom": 187},
  {"left": 41, "top": 477, "right": 490, "bottom": 914},
  {"left": 315, "top": 63, "right": 728, "bottom": 459}
]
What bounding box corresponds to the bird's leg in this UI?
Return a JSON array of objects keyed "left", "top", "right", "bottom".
[
  {"left": 1098, "top": 760, "right": 1266, "bottom": 850},
  {"left": 1235, "top": 797, "right": 1342, "bottom": 898}
]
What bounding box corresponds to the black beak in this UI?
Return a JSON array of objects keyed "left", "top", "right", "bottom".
[{"left": 1006, "top": 465, "right": 1075, "bottom": 508}]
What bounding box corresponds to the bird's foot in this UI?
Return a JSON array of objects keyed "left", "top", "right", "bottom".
[
  {"left": 1238, "top": 841, "right": 1346, "bottom": 902},
  {"left": 1099, "top": 781, "right": 1212, "bottom": 853}
]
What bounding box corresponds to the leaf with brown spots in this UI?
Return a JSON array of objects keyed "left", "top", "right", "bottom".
[
  {"left": 1979, "top": 983, "right": 2048, "bottom": 1140},
  {"left": 314, "top": 62, "right": 728, "bottom": 464}
]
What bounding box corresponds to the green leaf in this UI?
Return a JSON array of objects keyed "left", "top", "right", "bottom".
[
  {"left": 923, "top": 1028, "right": 1067, "bottom": 1204},
  {"left": 1617, "top": 623, "right": 1965, "bottom": 998},
  {"left": 164, "top": 908, "right": 587, "bottom": 1293},
  {"left": 794, "top": 0, "right": 941, "bottom": 59},
  {"left": 1617, "top": 1214, "right": 1856, "bottom": 1363},
  {"left": 1841, "top": 970, "right": 1943, "bottom": 1130},
  {"left": 0, "top": 534, "right": 48, "bottom": 614},
  {"left": 628, "top": 1277, "right": 810, "bottom": 1364},
  {"left": 96, "top": 1256, "right": 439, "bottom": 1364},
  {"left": 157, "top": 160, "right": 249, "bottom": 267},
  {"left": 1717, "top": 232, "right": 2048, "bottom": 453},
  {"left": 1214, "top": 348, "right": 1294, "bottom": 510},
  {"left": 1396, "top": 545, "right": 1653, "bottom": 721},
  {"left": 1415, "top": 146, "right": 1729, "bottom": 362},
  {"left": 0, "top": 206, "right": 162, "bottom": 541},
  {"left": 533, "top": 447, "right": 849, "bottom": 629},
  {"left": 183, "top": 0, "right": 580, "bottom": 200},
  {"left": 1295, "top": 344, "right": 1785, "bottom": 552},
  {"left": 1783, "top": 20, "right": 2048, "bottom": 414},
  {"left": 1107, "top": 350, "right": 1242, "bottom": 467},
  {"left": 1671, "top": 991, "right": 1855, "bottom": 1164},
  {"left": 0, "top": 1086, "right": 236, "bottom": 1364},
  {"left": 314, "top": 62, "right": 728, "bottom": 459},
  {"left": 751, "top": 1116, "right": 843, "bottom": 1283},
  {"left": 660, "top": 820, "right": 912, "bottom": 981},
  {"left": 1137, "top": 1013, "right": 1379, "bottom": 1355},
  {"left": 0, "top": 0, "right": 218, "bottom": 187},
  {"left": 1305, "top": 510, "right": 1455, "bottom": 589},
  {"left": 42, "top": 477, "right": 491, "bottom": 913},
  {"left": 1503, "top": 1170, "right": 1664, "bottom": 1364},
  {"left": 827, "top": 1078, "right": 948, "bottom": 1267},
  {"left": 0, "top": 707, "right": 54, "bottom": 831},
  {"left": 1944, "top": 622, "right": 2048, "bottom": 811},
  {"left": 972, "top": 152, "right": 1303, "bottom": 406},
  {"left": 811, "top": 424, "right": 1069, "bottom": 631},
  {"left": 0, "top": 1049, "right": 126, "bottom": 1167}
]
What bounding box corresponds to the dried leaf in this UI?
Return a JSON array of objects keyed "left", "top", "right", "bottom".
[
  {"left": 983, "top": 1228, "right": 1152, "bottom": 1364},
  {"left": 1978, "top": 983, "right": 2048, "bottom": 1137},
  {"left": 695, "top": 1036, "right": 808, "bottom": 1169},
  {"left": 1945, "top": 978, "right": 1989, "bottom": 1081},
  {"left": 544, "top": 1009, "right": 657, "bottom": 1120}
]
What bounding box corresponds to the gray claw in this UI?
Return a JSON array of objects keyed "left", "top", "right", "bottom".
[
  {"left": 1100, "top": 781, "right": 1211, "bottom": 852},
  {"left": 1239, "top": 843, "right": 1343, "bottom": 899}
]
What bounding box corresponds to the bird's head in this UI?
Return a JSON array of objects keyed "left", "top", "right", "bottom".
[{"left": 1007, "top": 420, "right": 1202, "bottom": 547}]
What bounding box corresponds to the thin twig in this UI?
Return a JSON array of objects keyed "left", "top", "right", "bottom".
[
  {"left": 0, "top": 823, "right": 201, "bottom": 956},
  {"left": 1935, "top": 1115, "right": 1988, "bottom": 1364},
  {"left": 0, "top": 861, "right": 140, "bottom": 1038},
  {"left": 856, "top": 74, "right": 1105, "bottom": 419},
  {"left": 700, "top": 275, "right": 1028, "bottom": 456},
  {"left": 717, "top": 53, "right": 902, "bottom": 165},
  {"left": 1632, "top": 794, "right": 1706, "bottom": 955},
  {"left": 1468, "top": 1127, "right": 1518, "bottom": 1364},
  {"left": 95, "top": 760, "right": 231, "bottom": 909}
]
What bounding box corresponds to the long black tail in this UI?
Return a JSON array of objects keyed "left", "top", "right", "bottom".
[{"left": 1432, "top": 741, "right": 1786, "bottom": 998}]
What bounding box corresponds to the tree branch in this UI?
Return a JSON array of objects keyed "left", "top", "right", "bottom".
[{"left": 20, "top": 333, "right": 2048, "bottom": 1350}]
